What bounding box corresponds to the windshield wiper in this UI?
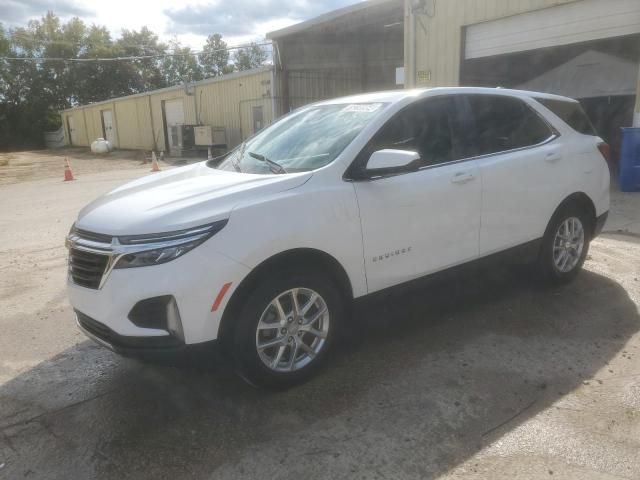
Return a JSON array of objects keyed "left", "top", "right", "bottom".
[{"left": 248, "top": 151, "right": 288, "bottom": 174}]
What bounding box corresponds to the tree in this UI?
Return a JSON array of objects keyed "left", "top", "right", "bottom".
[
  {"left": 162, "top": 40, "right": 203, "bottom": 86},
  {"left": 0, "top": 13, "right": 82, "bottom": 148},
  {"left": 115, "top": 27, "right": 168, "bottom": 93},
  {"left": 199, "top": 33, "right": 233, "bottom": 77},
  {"left": 69, "top": 25, "right": 115, "bottom": 104},
  {"left": 0, "top": 13, "right": 270, "bottom": 149},
  {"left": 0, "top": 24, "right": 12, "bottom": 95},
  {"left": 233, "top": 42, "right": 268, "bottom": 71},
  {"left": 0, "top": 24, "right": 14, "bottom": 147}
]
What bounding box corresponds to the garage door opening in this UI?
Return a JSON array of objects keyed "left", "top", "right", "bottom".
[
  {"left": 162, "top": 99, "right": 186, "bottom": 155},
  {"left": 460, "top": 34, "right": 639, "bottom": 168},
  {"left": 100, "top": 110, "right": 116, "bottom": 146},
  {"left": 459, "top": 0, "right": 640, "bottom": 170}
]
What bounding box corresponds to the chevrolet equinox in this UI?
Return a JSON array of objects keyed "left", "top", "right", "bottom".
[{"left": 66, "top": 88, "right": 610, "bottom": 387}]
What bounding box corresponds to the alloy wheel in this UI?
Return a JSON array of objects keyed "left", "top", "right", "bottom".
[
  {"left": 553, "top": 217, "right": 585, "bottom": 273},
  {"left": 255, "top": 288, "right": 330, "bottom": 372}
]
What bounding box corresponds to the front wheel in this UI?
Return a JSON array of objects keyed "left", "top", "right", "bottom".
[
  {"left": 232, "top": 270, "right": 344, "bottom": 389},
  {"left": 537, "top": 206, "right": 591, "bottom": 284}
]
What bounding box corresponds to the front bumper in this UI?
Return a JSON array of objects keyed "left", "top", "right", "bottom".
[
  {"left": 67, "top": 245, "right": 251, "bottom": 345},
  {"left": 76, "top": 310, "right": 185, "bottom": 356}
]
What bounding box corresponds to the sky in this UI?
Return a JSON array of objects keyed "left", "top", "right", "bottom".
[{"left": 1, "top": 0, "right": 362, "bottom": 49}]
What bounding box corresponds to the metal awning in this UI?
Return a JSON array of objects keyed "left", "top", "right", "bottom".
[
  {"left": 266, "top": 0, "right": 398, "bottom": 39},
  {"left": 517, "top": 50, "right": 638, "bottom": 99}
]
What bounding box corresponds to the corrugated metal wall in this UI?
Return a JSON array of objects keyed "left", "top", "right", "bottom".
[
  {"left": 286, "top": 68, "right": 364, "bottom": 110},
  {"left": 189, "top": 68, "right": 272, "bottom": 148},
  {"left": 60, "top": 110, "right": 85, "bottom": 146},
  {"left": 61, "top": 68, "right": 273, "bottom": 152},
  {"left": 271, "top": 0, "right": 404, "bottom": 113},
  {"left": 115, "top": 97, "right": 155, "bottom": 150},
  {"left": 86, "top": 107, "right": 102, "bottom": 143},
  {"left": 405, "top": 0, "right": 580, "bottom": 87}
]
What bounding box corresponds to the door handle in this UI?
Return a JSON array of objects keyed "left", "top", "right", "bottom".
[
  {"left": 545, "top": 152, "right": 562, "bottom": 163},
  {"left": 451, "top": 172, "right": 476, "bottom": 184}
]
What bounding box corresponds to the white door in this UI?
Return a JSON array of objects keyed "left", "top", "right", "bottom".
[
  {"left": 164, "top": 99, "right": 185, "bottom": 126},
  {"left": 101, "top": 110, "right": 116, "bottom": 145},
  {"left": 461, "top": 94, "right": 568, "bottom": 255},
  {"left": 164, "top": 99, "right": 185, "bottom": 152},
  {"left": 352, "top": 97, "right": 482, "bottom": 293},
  {"left": 67, "top": 116, "right": 79, "bottom": 145}
]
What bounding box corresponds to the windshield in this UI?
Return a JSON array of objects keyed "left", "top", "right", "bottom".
[{"left": 213, "top": 102, "right": 387, "bottom": 174}]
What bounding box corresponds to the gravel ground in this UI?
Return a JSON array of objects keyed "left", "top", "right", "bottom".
[
  {"left": 0, "top": 150, "right": 639, "bottom": 480},
  {"left": 0, "top": 148, "right": 156, "bottom": 186}
]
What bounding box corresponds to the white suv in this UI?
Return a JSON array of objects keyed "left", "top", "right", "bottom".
[{"left": 66, "top": 88, "right": 610, "bottom": 387}]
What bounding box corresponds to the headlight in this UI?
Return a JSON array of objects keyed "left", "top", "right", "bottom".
[
  {"left": 113, "top": 220, "right": 228, "bottom": 269},
  {"left": 114, "top": 239, "right": 203, "bottom": 269}
]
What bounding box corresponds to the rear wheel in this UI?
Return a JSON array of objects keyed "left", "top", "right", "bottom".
[
  {"left": 232, "top": 269, "right": 343, "bottom": 389},
  {"left": 537, "top": 205, "right": 591, "bottom": 284}
]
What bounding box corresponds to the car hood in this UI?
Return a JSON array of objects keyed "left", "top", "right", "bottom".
[{"left": 75, "top": 162, "right": 313, "bottom": 235}]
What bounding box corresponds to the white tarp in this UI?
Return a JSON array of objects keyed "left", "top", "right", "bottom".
[
  {"left": 44, "top": 127, "right": 65, "bottom": 148},
  {"left": 517, "top": 50, "right": 638, "bottom": 99}
]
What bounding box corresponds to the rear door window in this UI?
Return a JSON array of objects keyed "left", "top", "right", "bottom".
[
  {"left": 466, "top": 95, "right": 555, "bottom": 156},
  {"left": 535, "top": 98, "right": 597, "bottom": 136}
]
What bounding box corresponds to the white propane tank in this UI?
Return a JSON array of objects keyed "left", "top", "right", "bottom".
[{"left": 90, "top": 138, "right": 113, "bottom": 154}]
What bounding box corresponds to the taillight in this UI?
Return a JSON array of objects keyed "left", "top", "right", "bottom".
[{"left": 597, "top": 142, "right": 611, "bottom": 163}]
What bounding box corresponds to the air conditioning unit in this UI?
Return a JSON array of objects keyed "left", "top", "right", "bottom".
[{"left": 194, "top": 125, "right": 227, "bottom": 147}]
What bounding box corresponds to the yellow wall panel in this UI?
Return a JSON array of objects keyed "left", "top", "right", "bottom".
[
  {"left": 63, "top": 110, "right": 89, "bottom": 146},
  {"left": 113, "top": 101, "right": 139, "bottom": 149},
  {"left": 195, "top": 69, "right": 272, "bottom": 148},
  {"left": 61, "top": 68, "right": 274, "bottom": 152},
  {"left": 406, "top": 0, "right": 580, "bottom": 87},
  {"left": 84, "top": 106, "right": 103, "bottom": 143}
]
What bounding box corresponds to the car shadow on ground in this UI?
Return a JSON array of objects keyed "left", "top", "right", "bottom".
[{"left": 0, "top": 266, "right": 638, "bottom": 479}]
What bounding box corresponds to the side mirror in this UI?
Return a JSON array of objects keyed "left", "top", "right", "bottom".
[{"left": 365, "top": 149, "right": 421, "bottom": 177}]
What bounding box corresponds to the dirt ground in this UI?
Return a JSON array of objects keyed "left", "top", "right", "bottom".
[
  {"left": 0, "top": 148, "right": 166, "bottom": 186},
  {"left": 0, "top": 150, "right": 639, "bottom": 480}
]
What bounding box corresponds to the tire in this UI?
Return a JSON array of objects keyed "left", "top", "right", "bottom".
[
  {"left": 231, "top": 268, "right": 344, "bottom": 389},
  {"left": 537, "top": 204, "right": 592, "bottom": 285}
]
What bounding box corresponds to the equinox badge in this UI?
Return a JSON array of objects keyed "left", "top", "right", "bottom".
[{"left": 372, "top": 247, "right": 412, "bottom": 263}]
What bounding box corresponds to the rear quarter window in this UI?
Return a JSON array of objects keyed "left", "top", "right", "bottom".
[
  {"left": 466, "top": 95, "right": 555, "bottom": 156},
  {"left": 535, "top": 98, "right": 597, "bottom": 136}
]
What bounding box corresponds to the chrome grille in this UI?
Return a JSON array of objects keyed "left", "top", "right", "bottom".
[
  {"left": 74, "top": 228, "right": 113, "bottom": 244},
  {"left": 69, "top": 248, "right": 110, "bottom": 289}
]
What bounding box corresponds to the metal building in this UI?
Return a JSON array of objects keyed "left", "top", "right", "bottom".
[
  {"left": 267, "top": 0, "right": 404, "bottom": 115},
  {"left": 61, "top": 67, "right": 274, "bottom": 154},
  {"left": 268, "top": 0, "right": 639, "bottom": 163},
  {"left": 404, "top": 0, "right": 639, "bottom": 88},
  {"left": 404, "top": 0, "right": 640, "bottom": 133},
  {"left": 61, "top": 0, "right": 640, "bottom": 159}
]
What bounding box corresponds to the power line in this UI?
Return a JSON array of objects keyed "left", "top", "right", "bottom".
[
  {"left": 0, "top": 41, "right": 272, "bottom": 63},
  {"left": 9, "top": 33, "right": 84, "bottom": 48},
  {"left": 8, "top": 31, "right": 181, "bottom": 51}
]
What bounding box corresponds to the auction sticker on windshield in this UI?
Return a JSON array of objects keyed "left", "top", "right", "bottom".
[{"left": 341, "top": 103, "right": 383, "bottom": 113}]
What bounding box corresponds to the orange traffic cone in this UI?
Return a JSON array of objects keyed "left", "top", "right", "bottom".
[
  {"left": 151, "top": 151, "right": 161, "bottom": 172},
  {"left": 63, "top": 157, "right": 75, "bottom": 181}
]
